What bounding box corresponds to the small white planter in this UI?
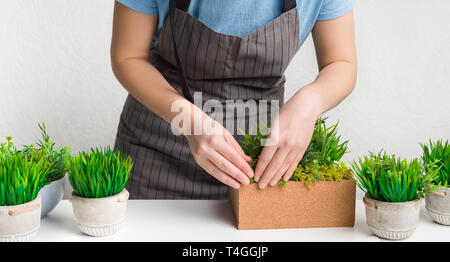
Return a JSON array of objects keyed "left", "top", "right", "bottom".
[
  {"left": 363, "top": 194, "right": 422, "bottom": 240},
  {"left": 425, "top": 187, "right": 450, "bottom": 225},
  {"left": 0, "top": 194, "right": 41, "bottom": 242},
  {"left": 71, "top": 189, "right": 129, "bottom": 237}
]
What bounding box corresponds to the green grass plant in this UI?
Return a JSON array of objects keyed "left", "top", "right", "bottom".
[
  {"left": 66, "top": 146, "right": 133, "bottom": 198},
  {"left": 352, "top": 151, "right": 438, "bottom": 202},
  {"left": 0, "top": 137, "right": 51, "bottom": 206},
  {"left": 421, "top": 139, "right": 449, "bottom": 187}
]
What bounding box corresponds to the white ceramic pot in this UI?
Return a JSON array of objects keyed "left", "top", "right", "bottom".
[
  {"left": 0, "top": 194, "right": 41, "bottom": 242},
  {"left": 363, "top": 194, "right": 422, "bottom": 240},
  {"left": 41, "top": 175, "right": 66, "bottom": 218},
  {"left": 425, "top": 187, "right": 450, "bottom": 225},
  {"left": 71, "top": 189, "right": 129, "bottom": 237}
]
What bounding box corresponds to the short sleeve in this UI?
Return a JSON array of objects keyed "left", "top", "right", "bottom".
[
  {"left": 317, "top": 0, "right": 354, "bottom": 20},
  {"left": 116, "top": 0, "right": 159, "bottom": 15}
]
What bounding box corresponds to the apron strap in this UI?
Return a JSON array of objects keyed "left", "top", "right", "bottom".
[
  {"left": 168, "top": 0, "right": 297, "bottom": 103},
  {"left": 169, "top": 0, "right": 195, "bottom": 102},
  {"left": 283, "top": 0, "right": 297, "bottom": 12},
  {"left": 174, "top": 0, "right": 191, "bottom": 12}
]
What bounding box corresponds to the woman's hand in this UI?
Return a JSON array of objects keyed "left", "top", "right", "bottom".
[
  {"left": 254, "top": 88, "right": 322, "bottom": 189},
  {"left": 185, "top": 113, "right": 254, "bottom": 189}
]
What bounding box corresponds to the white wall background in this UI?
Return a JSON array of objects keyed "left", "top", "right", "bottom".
[{"left": 1, "top": 0, "right": 449, "bottom": 198}]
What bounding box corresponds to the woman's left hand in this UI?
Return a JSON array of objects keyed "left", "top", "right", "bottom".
[{"left": 254, "top": 88, "right": 322, "bottom": 189}]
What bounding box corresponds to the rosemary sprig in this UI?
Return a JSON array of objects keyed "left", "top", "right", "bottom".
[{"left": 22, "top": 123, "right": 70, "bottom": 184}]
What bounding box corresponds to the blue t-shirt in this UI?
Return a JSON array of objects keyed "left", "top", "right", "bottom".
[{"left": 116, "top": 0, "right": 354, "bottom": 47}]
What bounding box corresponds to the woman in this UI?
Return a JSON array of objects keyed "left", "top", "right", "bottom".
[{"left": 111, "top": 0, "right": 357, "bottom": 199}]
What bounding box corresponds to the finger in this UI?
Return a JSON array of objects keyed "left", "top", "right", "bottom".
[
  {"left": 254, "top": 144, "right": 278, "bottom": 182},
  {"left": 210, "top": 151, "right": 250, "bottom": 185},
  {"left": 224, "top": 132, "right": 251, "bottom": 162},
  {"left": 270, "top": 151, "right": 297, "bottom": 186},
  {"left": 217, "top": 142, "right": 254, "bottom": 179},
  {"left": 202, "top": 159, "right": 241, "bottom": 189},
  {"left": 258, "top": 148, "right": 289, "bottom": 189},
  {"left": 283, "top": 153, "right": 304, "bottom": 182}
]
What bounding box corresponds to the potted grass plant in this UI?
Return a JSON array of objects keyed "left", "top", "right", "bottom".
[
  {"left": 421, "top": 139, "right": 450, "bottom": 225},
  {"left": 353, "top": 151, "right": 438, "bottom": 240},
  {"left": 66, "top": 146, "right": 132, "bottom": 237},
  {"left": 229, "top": 118, "right": 356, "bottom": 230},
  {"left": 23, "top": 123, "right": 70, "bottom": 218},
  {"left": 0, "top": 137, "right": 51, "bottom": 241}
]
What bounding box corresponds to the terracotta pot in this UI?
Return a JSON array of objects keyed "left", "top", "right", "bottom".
[
  {"left": 363, "top": 194, "right": 422, "bottom": 240},
  {"left": 41, "top": 175, "right": 66, "bottom": 218},
  {"left": 71, "top": 189, "right": 129, "bottom": 237},
  {"left": 0, "top": 194, "right": 41, "bottom": 242},
  {"left": 425, "top": 187, "right": 450, "bottom": 225}
]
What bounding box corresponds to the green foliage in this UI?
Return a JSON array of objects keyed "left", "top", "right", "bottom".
[
  {"left": 23, "top": 123, "right": 70, "bottom": 185},
  {"left": 352, "top": 151, "right": 438, "bottom": 202},
  {"left": 421, "top": 139, "right": 450, "bottom": 186},
  {"left": 300, "top": 118, "right": 349, "bottom": 166},
  {"left": 0, "top": 137, "right": 51, "bottom": 206},
  {"left": 292, "top": 161, "right": 353, "bottom": 189},
  {"left": 240, "top": 125, "right": 267, "bottom": 170},
  {"left": 278, "top": 179, "right": 288, "bottom": 188},
  {"left": 240, "top": 117, "right": 352, "bottom": 188},
  {"left": 66, "top": 146, "right": 133, "bottom": 198}
]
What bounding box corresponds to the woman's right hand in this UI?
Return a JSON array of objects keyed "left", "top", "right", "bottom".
[{"left": 185, "top": 115, "right": 254, "bottom": 189}]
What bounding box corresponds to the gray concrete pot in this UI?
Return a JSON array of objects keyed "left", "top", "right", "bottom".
[
  {"left": 363, "top": 194, "right": 422, "bottom": 240},
  {"left": 40, "top": 175, "right": 66, "bottom": 218},
  {"left": 425, "top": 187, "right": 450, "bottom": 225},
  {"left": 71, "top": 189, "right": 129, "bottom": 237},
  {"left": 0, "top": 194, "right": 41, "bottom": 242}
]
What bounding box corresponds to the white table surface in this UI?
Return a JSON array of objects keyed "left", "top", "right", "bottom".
[{"left": 35, "top": 200, "right": 450, "bottom": 242}]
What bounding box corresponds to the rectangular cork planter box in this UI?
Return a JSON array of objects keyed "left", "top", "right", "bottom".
[{"left": 229, "top": 179, "right": 356, "bottom": 230}]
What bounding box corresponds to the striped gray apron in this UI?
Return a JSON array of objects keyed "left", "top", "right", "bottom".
[{"left": 115, "top": 0, "right": 300, "bottom": 199}]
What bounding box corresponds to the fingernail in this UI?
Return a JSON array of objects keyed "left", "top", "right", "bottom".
[
  {"left": 234, "top": 184, "right": 240, "bottom": 190},
  {"left": 244, "top": 179, "right": 250, "bottom": 185},
  {"left": 258, "top": 183, "right": 265, "bottom": 189},
  {"left": 269, "top": 181, "right": 276, "bottom": 186}
]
